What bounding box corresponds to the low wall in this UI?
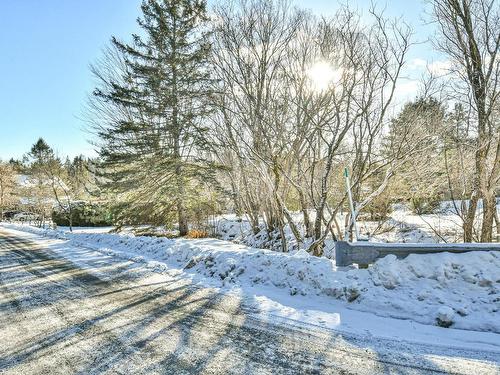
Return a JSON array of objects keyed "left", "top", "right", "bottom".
[{"left": 335, "top": 241, "right": 500, "bottom": 267}]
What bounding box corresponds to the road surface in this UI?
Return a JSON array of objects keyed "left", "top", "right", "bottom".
[{"left": 0, "top": 229, "right": 498, "bottom": 374}]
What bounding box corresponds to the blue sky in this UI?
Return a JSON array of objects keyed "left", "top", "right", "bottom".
[
  {"left": 0, "top": 0, "right": 142, "bottom": 160},
  {"left": 0, "top": 0, "right": 440, "bottom": 161}
]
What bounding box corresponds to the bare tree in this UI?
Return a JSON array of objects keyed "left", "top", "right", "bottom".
[
  {"left": 431, "top": 0, "right": 500, "bottom": 241},
  {"left": 211, "top": 0, "right": 305, "bottom": 251},
  {"left": 212, "top": 0, "right": 413, "bottom": 254},
  {"left": 0, "top": 161, "right": 16, "bottom": 220}
]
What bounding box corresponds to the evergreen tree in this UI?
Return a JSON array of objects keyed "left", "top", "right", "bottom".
[
  {"left": 23, "top": 138, "right": 61, "bottom": 227},
  {"left": 90, "top": 0, "right": 215, "bottom": 234},
  {"left": 25, "top": 138, "right": 80, "bottom": 230},
  {"left": 385, "top": 98, "right": 448, "bottom": 213},
  {"left": 66, "top": 156, "right": 95, "bottom": 199}
]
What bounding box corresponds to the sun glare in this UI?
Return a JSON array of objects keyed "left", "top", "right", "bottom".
[{"left": 307, "top": 61, "right": 341, "bottom": 92}]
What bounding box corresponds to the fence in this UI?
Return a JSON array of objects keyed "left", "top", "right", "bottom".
[{"left": 335, "top": 241, "right": 500, "bottom": 267}]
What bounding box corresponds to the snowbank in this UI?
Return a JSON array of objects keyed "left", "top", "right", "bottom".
[{"left": 3, "top": 223, "right": 499, "bottom": 333}]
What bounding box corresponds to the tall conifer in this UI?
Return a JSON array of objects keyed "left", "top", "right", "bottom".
[{"left": 91, "top": 0, "right": 215, "bottom": 234}]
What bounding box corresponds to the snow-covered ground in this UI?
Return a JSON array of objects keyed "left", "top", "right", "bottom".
[
  {"left": 2, "top": 222, "right": 499, "bottom": 355},
  {"left": 216, "top": 201, "right": 500, "bottom": 248}
]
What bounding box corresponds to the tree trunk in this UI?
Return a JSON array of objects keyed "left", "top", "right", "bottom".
[
  {"left": 314, "top": 206, "right": 323, "bottom": 240},
  {"left": 480, "top": 192, "right": 495, "bottom": 242},
  {"left": 170, "top": 16, "right": 188, "bottom": 237},
  {"left": 314, "top": 144, "right": 336, "bottom": 241},
  {"left": 309, "top": 241, "right": 323, "bottom": 257},
  {"left": 69, "top": 212, "right": 73, "bottom": 233},
  {"left": 494, "top": 210, "right": 500, "bottom": 242},
  {"left": 177, "top": 200, "right": 188, "bottom": 236},
  {"left": 0, "top": 186, "right": 4, "bottom": 221},
  {"left": 229, "top": 178, "right": 242, "bottom": 216},
  {"left": 247, "top": 208, "right": 260, "bottom": 235},
  {"left": 281, "top": 202, "right": 302, "bottom": 246},
  {"left": 298, "top": 190, "right": 313, "bottom": 238},
  {"left": 303, "top": 209, "right": 313, "bottom": 239},
  {"left": 463, "top": 191, "right": 479, "bottom": 242},
  {"left": 278, "top": 223, "right": 287, "bottom": 252}
]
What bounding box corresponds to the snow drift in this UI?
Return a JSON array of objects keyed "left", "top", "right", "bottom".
[{"left": 3, "top": 223, "right": 499, "bottom": 333}]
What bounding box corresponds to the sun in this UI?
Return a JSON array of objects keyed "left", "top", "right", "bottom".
[{"left": 307, "top": 61, "right": 341, "bottom": 92}]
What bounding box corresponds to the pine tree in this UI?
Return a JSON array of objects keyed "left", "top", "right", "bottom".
[
  {"left": 23, "top": 138, "right": 61, "bottom": 227},
  {"left": 385, "top": 98, "right": 448, "bottom": 214},
  {"left": 25, "top": 138, "right": 81, "bottom": 231},
  {"left": 91, "top": 0, "right": 216, "bottom": 234}
]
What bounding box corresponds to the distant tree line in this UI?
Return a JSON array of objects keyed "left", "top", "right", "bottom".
[{"left": 0, "top": 139, "right": 102, "bottom": 230}]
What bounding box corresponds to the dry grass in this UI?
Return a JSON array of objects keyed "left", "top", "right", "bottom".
[{"left": 186, "top": 229, "right": 210, "bottom": 238}]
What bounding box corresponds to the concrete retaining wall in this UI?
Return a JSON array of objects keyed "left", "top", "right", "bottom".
[{"left": 335, "top": 241, "right": 500, "bottom": 267}]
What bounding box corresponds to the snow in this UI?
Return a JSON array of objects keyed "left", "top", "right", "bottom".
[
  {"left": 3, "top": 222, "right": 499, "bottom": 343},
  {"left": 214, "top": 202, "right": 500, "bottom": 255},
  {"left": 437, "top": 306, "right": 456, "bottom": 328},
  {"left": 370, "top": 199, "right": 500, "bottom": 244}
]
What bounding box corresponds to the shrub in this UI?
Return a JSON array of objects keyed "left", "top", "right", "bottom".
[
  {"left": 361, "top": 193, "right": 393, "bottom": 221},
  {"left": 52, "top": 202, "right": 112, "bottom": 227},
  {"left": 186, "top": 229, "right": 209, "bottom": 238},
  {"left": 410, "top": 196, "right": 441, "bottom": 214}
]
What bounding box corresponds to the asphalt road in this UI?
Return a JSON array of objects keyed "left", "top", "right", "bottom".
[{"left": 0, "top": 230, "right": 499, "bottom": 374}]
